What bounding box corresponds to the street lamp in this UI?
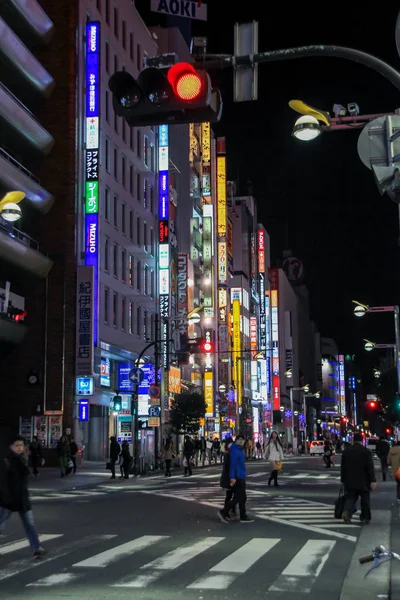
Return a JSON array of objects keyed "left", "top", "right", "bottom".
[
  {"left": 353, "top": 300, "right": 400, "bottom": 393},
  {"left": 0, "top": 191, "right": 25, "bottom": 222},
  {"left": 373, "top": 369, "right": 382, "bottom": 379},
  {"left": 292, "top": 115, "right": 322, "bottom": 141}
]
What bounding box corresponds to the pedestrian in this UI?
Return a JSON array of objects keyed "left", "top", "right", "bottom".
[
  {"left": 387, "top": 440, "right": 400, "bottom": 502},
  {"left": 341, "top": 432, "right": 377, "bottom": 524},
  {"left": 218, "top": 436, "right": 237, "bottom": 520},
  {"left": 120, "top": 441, "right": 132, "bottom": 479},
  {"left": 69, "top": 437, "right": 78, "bottom": 474},
  {"left": 109, "top": 436, "right": 121, "bottom": 479},
  {"left": 199, "top": 436, "right": 207, "bottom": 465},
  {"left": 218, "top": 434, "right": 254, "bottom": 523},
  {"left": 376, "top": 436, "right": 390, "bottom": 481},
  {"left": 163, "top": 436, "right": 175, "bottom": 477},
  {"left": 265, "top": 431, "right": 284, "bottom": 487},
  {"left": 57, "top": 435, "right": 71, "bottom": 478},
  {"left": 0, "top": 435, "right": 46, "bottom": 558},
  {"left": 29, "top": 436, "right": 42, "bottom": 479},
  {"left": 212, "top": 438, "right": 220, "bottom": 464},
  {"left": 183, "top": 435, "right": 194, "bottom": 476},
  {"left": 194, "top": 435, "right": 201, "bottom": 466},
  {"left": 255, "top": 440, "right": 262, "bottom": 459},
  {"left": 323, "top": 438, "right": 334, "bottom": 468}
]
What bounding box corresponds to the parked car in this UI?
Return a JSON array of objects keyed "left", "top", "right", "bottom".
[
  {"left": 366, "top": 437, "right": 378, "bottom": 455},
  {"left": 309, "top": 440, "right": 325, "bottom": 456}
]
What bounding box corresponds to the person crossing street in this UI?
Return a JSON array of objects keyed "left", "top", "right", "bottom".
[{"left": 218, "top": 434, "right": 254, "bottom": 523}]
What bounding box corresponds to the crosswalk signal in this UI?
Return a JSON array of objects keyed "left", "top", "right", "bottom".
[
  {"left": 109, "top": 62, "right": 222, "bottom": 127},
  {"left": 113, "top": 395, "right": 122, "bottom": 412},
  {"left": 201, "top": 340, "right": 213, "bottom": 353}
]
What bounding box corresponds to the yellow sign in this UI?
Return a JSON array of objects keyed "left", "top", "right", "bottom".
[
  {"left": 218, "top": 241, "right": 227, "bottom": 283},
  {"left": 168, "top": 366, "right": 181, "bottom": 394},
  {"left": 217, "top": 156, "right": 226, "bottom": 237},
  {"left": 148, "top": 417, "right": 160, "bottom": 427},
  {"left": 204, "top": 371, "right": 214, "bottom": 416},
  {"left": 218, "top": 288, "right": 227, "bottom": 308},
  {"left": 232, "top": 299, "right": 242, "bottom": 407},
  {"left": 201, "top": 122, "right": 211, "bottom": 163},
  {"left": 271, "top": 290, "right": 278, "bottom": 308}
]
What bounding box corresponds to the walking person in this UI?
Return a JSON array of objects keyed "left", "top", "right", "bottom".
[
  {"left": 199, "top": 436, "right": 206, "bottom": 465},
  {"left": 218, "top": 437, "right": 237, "bottom": 520},
  {"left": 120, "top": 441, "right": 132, "bottom": 479},
  {"left": 163, "top": 436, "right": 175, "bottom": 477},
  {"left": 29, "top": 436, "right": 42, "bottom": 479},
  {"left": 265, "top": 431, "right": 284, "bottom": 487},
  {"left": 69, "top": 437, "right": 78, "bottom": 474},
  {"left": 376, "top": 436, "right": 390, "bottom": 481},
  {"left": 183, "top": 435, "right": 194, "bottom": 476},
  {"left": 57, "top": 435, "right": 71, "bottom": 478},
  {"left": 341, "top": 432, "right": 377, "bottom": 524},
  {"left": 218, "top": 434, "right": 254, "bottom": 523},
  {"left": 387, "top": 440, "right": 400, "bottom": 502},
  {"left": 323, "top": 438, "right": 334, "bottom": 468},
  {"left": 0, "top": 435, "right": 46, "bottom": 558},
  {"left": 109, "top": 436, "right": 121, "bottom": 479}
]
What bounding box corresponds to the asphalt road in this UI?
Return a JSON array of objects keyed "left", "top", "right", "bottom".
[{"left": 0, "top": 454, "right": 394, "bottom": 600}]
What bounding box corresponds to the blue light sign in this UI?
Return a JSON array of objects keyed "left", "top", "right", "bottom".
[
  {"left": 79, "top": 400, "right": 89, "bottom": 421},
  {"left": 118, "top": 362, "right": 134, "bottom": 391},
  {"left": 76, "top": 377, "right": 94, "bottom": 396}
]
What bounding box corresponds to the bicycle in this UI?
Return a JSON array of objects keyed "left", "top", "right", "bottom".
[{"left": 359, "top": 545, "right": 400, "bottom": 578}]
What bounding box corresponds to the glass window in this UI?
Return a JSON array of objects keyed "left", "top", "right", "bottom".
[
  {"left": 105, "top": 138, "right": 110, "bottom": 172},
  {"left": 143, "top": 221, "right": 148, "bottom": 251},
  {"left": 150, "top": 186, "right": 154, "bottom": 214},
  {"left": 96, "top": 0, "right": 101, "bottom": 12},
  {"left": 105, "top": 0, "right": 109, "bottom": 23},
  {"left": 105, "top": 90, "right": 109, "bottom": 123},
  {"left": 130, "top": 127, "right": 134, "bottom": 151},
  {"left": 129, "top": 301, "right": 133, "bottom": 334},
  {"left": 129, "top": 165, "right": 133, "bottom": 194},
  {"left": 136, "top": 305, "right": 141, "bottom": 337},
  {"left": 104, "top": 288, "right": 109, "bottom": 323},
  {"left": 113, "top": 293, "right": 117, "bottom": 327},
  {"left": 113, "top": 195, "right": 118, "bottom": 227},
  {"left": 136, "top": 43, "right": 141, "bottom": 71},
  {"left": 122, "top": 20, "right": 126, "bottom": 49},
  {"left": 136, "top": 260, "right": 141, "bottom": 291},
  {"left": 113, "top": 147, "right": 118, "bottom": 178},
  {"left": 121, "top": 249, "right": 126, "bottom": 282},
  {"left": 105, "top": 42, "right": 109, "bottom": 73},
  {"left": 114, "top": 53, "right": 118, "bottom": 74},
  {"left": 136, "top": 216, "right": 140, "bottom": 246},
  {"left": 143, "top": 179, "right": 148, "bottom": 209},
  {"left": 113, "top": 243, "right": 118, "bottom": 277},
  {"left": 150, "top": 144, "right": 155, "bottom": 171},
  {"left": 114, "top": 7, "right": 118, "bottom": 37},
  {"left": 136, "top": 130, "right": 141, "bottom": 159},
  {"left": 122, "top": 119, "right": 126, "bottom": 142},
  {"left": 129, "top": 210, "right": 133, "bottom": 240},
  {"left": 121, "top": 203, "right": 126, "bottom": 234},
  {"left": 136, "top": 172, "right": 141, "bottom": 202},
  {"left": 129, "top": 255, "right": 133, "bottom": 287},
  {"left": 143, "top": 309, "right": 148, "bottom": 340},
  {"left": 114, "top": 110, "right": 118, "bottom": 134},
  {"left": 144, "top": 136, "right": 149, "bottom": 167},
  {"left": 129, "top": 32, "right": 134, "bottom": 61},
  {"left": 122, "top": 156, "right": 126, "bottom": 186},
  {"left": 151, "top": 270, "right": 155, "bottom": 298},
  {"left": 104, "top": 237, "right": 109, "bottom": 272},
  {"left": 104, "top": 187, "right": 110, "bottom": 221},
  {"left": 121, "top": 297, "right": 126, "bottom": 330},
  {"left": 150, "top": 228, "right": 154, "bottom": 256},
  {"left": 144, "top": 265, "right": 149, "bottom": 295}
]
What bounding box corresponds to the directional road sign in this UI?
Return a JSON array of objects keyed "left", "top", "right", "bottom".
[{"left": 129, "top": 367, "right": 144, "bottom": 384}]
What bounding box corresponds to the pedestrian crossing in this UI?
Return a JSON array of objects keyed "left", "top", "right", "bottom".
[{"left": 0, "top": 533, "right": 343, "bottom": 593}]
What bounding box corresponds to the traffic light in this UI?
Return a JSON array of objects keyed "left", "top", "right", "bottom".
[
  {"left": 112, "top": 395, "right": 122, "bottom": 412},
  {"left": 201, "top": 339, "right": 214, "bottom": 353},
  {"left": 109, "top": 62, "right": 222, "bottom": 126},
  {"left": 367, "top": 400, "right": 377, "bottom": 409}
]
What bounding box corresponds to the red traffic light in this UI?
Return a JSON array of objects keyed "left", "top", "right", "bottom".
[
  {"left": 168, "top": 62, "right": 202, "bottom": 101},
  {"left": 202, "top": 340, "right": 213, "bottom": 353},
  {"left": 368, "top": 401, "right": 377, "bottom": 409},
  {"left": 386, "top": 428, "right": 391, "bottom": 434}
]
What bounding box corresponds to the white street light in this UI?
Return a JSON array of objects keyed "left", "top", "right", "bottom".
[
  {"left": 373, "top": 369, "right": 381, "bottom": 379},
  {"left": 284, "top": 368, "right": 293, "bottom": 378},
  {"left": 0, "top": 191, "right": 25, "bottom": 222},
  {"left": 364, "top": 339, "right": 375, "bottom": 352},
  {"left": 292, "top": 115, "right": 322, "bottom": 141},
  {"left": 354, "top": 304, "right": 368, "bottom": 317}
]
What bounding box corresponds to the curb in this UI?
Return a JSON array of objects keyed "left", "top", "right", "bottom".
[{"left": 340, "top": 509, "right": 390, "bottom": 600}]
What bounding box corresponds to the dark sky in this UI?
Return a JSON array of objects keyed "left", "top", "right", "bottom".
[{"left": 137, "top": 2, "right": 400, "bottom": 385}]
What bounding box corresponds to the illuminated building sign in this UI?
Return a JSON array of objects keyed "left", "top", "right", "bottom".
[
  {"left": 270, "top": 272, "right": 280, "bottom": 410},
  {"left": 250, "top": 316, "right": 257, "bottom": 358},
  {"left": 202, "top": 122, "right": 211, "bottom": 163},
  {"left": 233, "top": 299, "right": 242, "bottom": 407},
  {"left": 217, "top": 156, "right": 227, "bottom": 236},
  {"left": 159, "top": 124, "right": 169, "bottom": 318},
  {"left": 75, "top": 266, "right": 94, "bottom": 376},
  {"left": 339, "top": 354, "right": 346, "bottom": 415},
  {"left": 84, "top": 22, "right": 100, "bottom": 348},
  {"left": 79, "top": 400, "right": 89, "bottom": 422},
  {"left": 204, "top": 371, "right": 214, "bottom": 416},
  {"left": 218, "top": 241, "right": 227, "bottom": 283},
  {"left": 100, "top": 358, "right": 110, "bottom": 387},
  {"left": 258, "top": 229, "right": 265, "bottom": 274}
]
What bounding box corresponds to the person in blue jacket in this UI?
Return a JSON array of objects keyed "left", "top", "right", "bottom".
[{"left": 217, "top": 434, "right": 255, "bottom": 523}]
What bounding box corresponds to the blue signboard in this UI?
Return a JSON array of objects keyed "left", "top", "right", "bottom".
[
  {"left": 118, "top": 362, "right": 134, "bottom": 391},
  {"left": 139, "top": 364, "right": 156, "bottom": 395},
  {"left": 79, "top": 400, "right": 89, "bottom": 421},
  {"left": 76, "top": 377, "right": 94, "bottom": 396}
]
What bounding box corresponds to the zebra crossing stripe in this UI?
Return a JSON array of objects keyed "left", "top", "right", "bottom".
[
  {"left": 73, "top": 535, "right": 168, "bottom": 568},
  {"left": 269, "top": 540, "right": 335, "bottom": 592},
  {"left": 0, "top": 535, "right": 62, "bottom": 556},
  {"left": 113, "top": 537, "right": 224, "bottom": 588},
  {"left": 27, "top": 573, "right": 81, "bottom": 587},
  {"left": 0, "top": 535, "right": 115, "bottom": 582},
  {"left": 187, "top": 538, "right": 280, "bottom": 590}
]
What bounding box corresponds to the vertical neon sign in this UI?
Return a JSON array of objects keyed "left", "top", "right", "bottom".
[
  {"left": 85, "top": 22, "right": 100, "bottom": 346},
  {"left": 339, "top": 354, "right": 346, "bottom": 415},
  {"left": 158, "top": 124, "right": 169, "bottom": 319}
]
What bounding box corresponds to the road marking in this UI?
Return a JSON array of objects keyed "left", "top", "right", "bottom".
[
  {"left": 269, "top": 539, "right": 335, "bottom": 592},
  {"left": 73, "top": 535, "right": 168, "bottom": 568},
  {"left": 113, "top": 537, "right": 223, "bottom": 588},
  {"left": 0, "top": 535, "right": 62, "bottom": 556},
  {"left": 27, "top": 573, "right": 81, "bottom": 586},
  {"left": 187, "top": 538, "right": 280, "bottom": 590},
  {"left": 0, "top": 535, "right": 115, "bottom": 582},
  {"left": 255, "top": 513, "right": 357, "bottom": 542},
  {"left": 247, "top": 472, "right": 266, "bottom": 478}
]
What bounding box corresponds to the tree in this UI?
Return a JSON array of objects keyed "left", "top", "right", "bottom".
[{"left": 169, "top": 392, "right": 207, "bottom": 434}]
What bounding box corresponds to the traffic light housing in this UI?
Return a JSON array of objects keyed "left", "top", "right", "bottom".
[
  {"left": 367, "top": 400, "right": 377, "bottom": 410},
  {"left": 112, "top": 395, "right": 122, "bottom": 412},
  {"left": 109, "top": 62, "right": 222, "bottom": 126}
]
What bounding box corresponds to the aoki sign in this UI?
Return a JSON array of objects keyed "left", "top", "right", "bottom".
[{"left": 84, "top": 21, "right": 100, "bottom": 347}]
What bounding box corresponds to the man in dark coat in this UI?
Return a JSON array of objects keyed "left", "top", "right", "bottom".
[
  {"left": 218, "top": 437, "right": 236, "bottom": 520},
  {"left": 0, "top": 435, "right": 46, "bottom": 558},
  {"left": 376, "top": 436, "right": 390, "bottom": 481},
  {"left": 341, "top": 432, "right": 377, "bottom": 524},
  {"left": 109, "top": 436, "right": 121, "bottom": 479}
]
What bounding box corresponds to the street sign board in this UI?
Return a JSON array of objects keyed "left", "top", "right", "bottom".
[
  {"left": 151, "top": 0, "right": 207, "bottom": 21},
  {"left": 148, "top": 385, "right": 160, "bottom": 398},
  {"left": 148, "top": 417, "right": 160, "bottom": 427},
  {"left": 129, "top": 367, "right": 144, "bottom": 384},
  {"left": 148, "top": 406, "right": 161, "bottom": 417}
]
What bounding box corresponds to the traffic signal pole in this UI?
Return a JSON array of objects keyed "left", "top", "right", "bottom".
[{"left": 197, "top": 44, "right": 400, "bottom": 94}]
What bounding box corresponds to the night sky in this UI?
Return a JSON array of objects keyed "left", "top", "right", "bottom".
[{"left": 137, "top": 2, "right": 400, "bottom": 387}]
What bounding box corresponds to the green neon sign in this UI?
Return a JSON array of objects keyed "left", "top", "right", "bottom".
[{"left": 85, "top": 181, "right": 99, "bottom": 214}]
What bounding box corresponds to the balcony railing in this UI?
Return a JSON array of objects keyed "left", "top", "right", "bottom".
[
  {"left": 0, "top": 147, "right": 40, "bottom": 184},
  {"left": 0, "top": 219, "right": 39, "bottom": 251}
]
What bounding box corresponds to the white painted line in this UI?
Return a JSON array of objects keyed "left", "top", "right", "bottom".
[
  {"left": 296, "top": 519, "right": 343, "bottom": 524},
  {"left": 255, "top": 513, "right": 357, "bottom": 543},
  {"left": 113, "top": 537, "right": 223, "bottom": 588},
  {"left": 247, "top": 473, "right": 267, "bottom": 478},
  {"left": 187, "top": 538, "right": 280, "bottom": 590},
  {"left": 0, "top": 535, "right": 115, "bottom": 582},
  {"left": 322, "top": 524, "right": 359, "bottom": 528},
  {"left": 73, "top": 535, "right": 168, "bottom": 568},
  {"left": 47, "top": 493, "right": 78, "bottom": 499},
  {"left": 269, "top": 540, "right": 336, "bottom": 592},
  {"left": 0, "top": 535, "right": 62, "bottom": 556},
  {"left": 27, "top": 573, "right": 81, "bottom": 586}
]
